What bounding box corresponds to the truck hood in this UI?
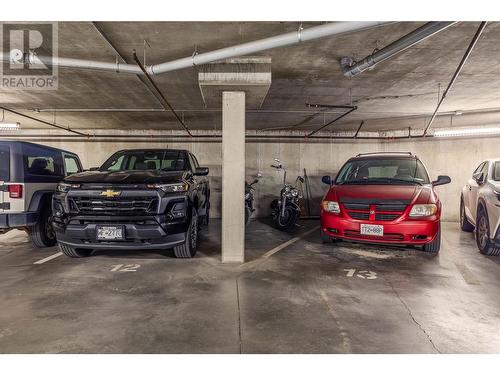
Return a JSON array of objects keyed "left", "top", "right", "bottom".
[
  {"left": 64, "top": 170, "right": 188, "bottom": 184},
  {"left": 326, "top": 184, "right": 433, "bottom": 204}
]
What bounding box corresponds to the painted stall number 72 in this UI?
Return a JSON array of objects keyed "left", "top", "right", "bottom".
[{"left": 110, "top": 264, "right": 141, "bottom": 272}]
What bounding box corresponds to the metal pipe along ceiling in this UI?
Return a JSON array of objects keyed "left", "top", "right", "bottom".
[
  {"left": 149, "top": 21, "right": 389, "bottom": 74},
  {"left": 0, "top": 22, "right": 390, "bottom": 76},
  {"left": 341, "top": 21, "right": 457, "bottom": 77}
]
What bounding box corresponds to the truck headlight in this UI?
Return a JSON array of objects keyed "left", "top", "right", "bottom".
[
  {"left": 409, "top": 204, "right": 437, "bottom": 217},
  {"left": 322, "top": 201, "right": 340, "bottom": 214},
  {"left": 149, "top": 183, "right": 189, "bottom": 193},
  {"left": 56, "top": 182, "right": 80, "bottom": 193}
]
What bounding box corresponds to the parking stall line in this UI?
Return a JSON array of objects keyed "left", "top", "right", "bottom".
[
  {"left": 34, "top": 252, "right": 63, "bottom": 265},
  {"left": 261, "top": 225, "right": 319, "bottom": 259}
]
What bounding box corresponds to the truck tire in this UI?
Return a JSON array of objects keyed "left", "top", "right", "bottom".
[
  {"left": 476, "top": 208, "right": 500, "bottom": 256},
  {"left": 423, "top": 226, "right": 441, "bottom": 253},
  {"left": 203, "top": 202, "right": 210, "bottom": 226},
  {"left": 460, "top": 197, "right": 474, "bottom": 232},
  {"left": 59, "top": 243, "right": 93, "bottom": 258},
  {"left": 174, "top": 208, "right": 198, "bottom": 258},
  {"left": 29, "top": 203, "right": 57, "bottom": 248}
]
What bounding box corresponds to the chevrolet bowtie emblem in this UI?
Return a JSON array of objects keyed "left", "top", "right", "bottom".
[{"left": 100, "top": 189, "right": 121, "bottom": 198}]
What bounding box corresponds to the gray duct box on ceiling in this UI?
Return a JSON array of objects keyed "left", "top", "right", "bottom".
[{"left": 198, "top": 57, "right": 272, "bottom": 109}]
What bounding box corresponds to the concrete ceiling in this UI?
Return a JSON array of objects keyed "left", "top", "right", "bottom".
[{"left": 1, "top": 21, "right": 500, "bottom": 134}]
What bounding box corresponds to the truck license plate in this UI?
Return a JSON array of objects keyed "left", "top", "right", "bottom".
[
  {"left": 96, "top": 225, "right": 124, "bottom": 240},
  {"left": 360, "top": 224, "right": 384, "bottom": 236}
]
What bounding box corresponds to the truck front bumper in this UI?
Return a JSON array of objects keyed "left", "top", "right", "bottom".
[{"left": 53, "top": 218, "right": 189, "bottom": 250}]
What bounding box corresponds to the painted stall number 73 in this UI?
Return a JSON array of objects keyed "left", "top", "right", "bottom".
[{"left": 343, "top": 268, "right": 377, "bottom": 279}]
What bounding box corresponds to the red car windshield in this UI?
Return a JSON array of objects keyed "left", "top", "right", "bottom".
[{"left": 335, "top": 158, "right": 430, "bottom": 185}]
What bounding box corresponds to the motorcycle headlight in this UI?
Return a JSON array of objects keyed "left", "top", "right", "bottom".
[
  {"left": 148, "top": 183, "right": 189, "bottom": 193},
  {"left": 322, "top": 200, "right": 340, "bottom": 214},
  {"left": 56, "top": 182, "right": 80, "bottom": 193},
  {"left": 409, "top": 204, "right": 437, "bottom": 217}
]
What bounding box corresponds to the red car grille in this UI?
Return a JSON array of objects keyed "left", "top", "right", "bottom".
[{"left": 342, "top": 200, "right": 408, "bottom": 222}]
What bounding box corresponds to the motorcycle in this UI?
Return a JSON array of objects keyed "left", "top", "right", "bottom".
[
  {"left": 245, "top": 173, "right": 261, "bottom": 225},
  {"left": 270, "top": 158, "right": 304, "bottom": 231}
]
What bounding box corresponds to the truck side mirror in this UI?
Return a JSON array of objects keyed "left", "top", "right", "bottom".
[
  {"left": 194, "top": 167, "right": 209, "bottom": 176},
  {"left": 322, "top": 175, "right": 332, "bottom": 185},
  {"left": 432, "top": 175, "right": 451, "bottom": 186}
]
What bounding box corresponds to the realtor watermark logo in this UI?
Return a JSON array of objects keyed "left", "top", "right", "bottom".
[{"left": 1, "top": 22, "right": 58, "bottom": 90}]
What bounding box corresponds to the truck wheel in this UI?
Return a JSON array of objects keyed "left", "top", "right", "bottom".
[
  {"left": 476, "top": 208, "right": 500, "bottom": 256},
  {"left": 423, "top": 226, "right": 441, "bottom": 253},
  {"left": 30, "top": 204, "right": 57, "bottom": 248},
  {"left": 201, "top": 202, "right": 210, "bottom": 227},
  {"left": 460, "top": 197, "right": 474, "bottom": 232},
  {"left": 58, "top": 243, "right": 93, "bottom": 258},
  {"left": 174, "top": 208, "right": 198, "bottom": 258}
]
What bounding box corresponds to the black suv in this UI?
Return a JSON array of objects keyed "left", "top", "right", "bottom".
[{"left": 52, "top": 149, "right": 210, "bottom": 258}]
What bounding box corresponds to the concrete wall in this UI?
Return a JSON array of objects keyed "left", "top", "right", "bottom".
[{"left": 31, "top": 135, "right": 500, "bottom": 222}]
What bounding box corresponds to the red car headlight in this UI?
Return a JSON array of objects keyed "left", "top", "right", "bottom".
[
  {"left": 322, "top": 200, "right": 340, "bottom": 214},
  {"left": 409, "top": 204, "right": 437, "bottom": 217}
]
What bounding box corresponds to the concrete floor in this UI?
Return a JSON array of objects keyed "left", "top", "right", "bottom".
[{"left": 0, "top": 220, "right": 499, "bottom": 354}]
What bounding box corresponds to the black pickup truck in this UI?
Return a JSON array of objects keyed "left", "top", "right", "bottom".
[{"left": 52, "top": 149, "right": 210, "bottom": 258}]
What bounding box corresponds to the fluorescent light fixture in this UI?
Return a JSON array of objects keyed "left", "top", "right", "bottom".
[
  {"left": 433, "top": 126, "right": 500, "bottom": 137},
  {"left": 0, "top": 122, "right": 20, "bottom": 130}
]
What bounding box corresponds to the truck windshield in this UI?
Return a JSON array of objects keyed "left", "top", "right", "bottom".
[
  {"left": 335, "top": 158, "right": 430, "bottom": 185},
  {"left": 100, "top": 150, "right": 188, "bottom": 172},
  {"left": 0, "top": 144, "right": 9, "bottom": 181}
]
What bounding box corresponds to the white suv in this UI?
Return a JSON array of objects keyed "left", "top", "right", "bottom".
[{"left": 461, "top": 159, "right": 500, "bottom": 256}]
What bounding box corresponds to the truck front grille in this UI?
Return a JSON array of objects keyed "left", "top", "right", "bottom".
[{"left": 71, "top": 196, "right": 158, "bottom": 216}]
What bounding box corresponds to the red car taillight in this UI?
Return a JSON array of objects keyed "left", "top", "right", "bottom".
[{"left": 8, "top": 184, "right": 23, "bottom": 199}]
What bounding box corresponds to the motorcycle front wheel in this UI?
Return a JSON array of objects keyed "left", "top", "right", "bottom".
[
  {"left": 274, "top": 205, "right": 299, "bottom": 231},
  {"left": 245, "top": 206, "right": 252, "bottom": 225}
]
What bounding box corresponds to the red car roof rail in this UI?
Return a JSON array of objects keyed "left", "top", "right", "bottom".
[{"left": 355, "top": 152, "right": 414, "bottom": 157}]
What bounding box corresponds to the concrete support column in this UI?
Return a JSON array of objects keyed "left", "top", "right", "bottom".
[{"left": 221, "top": 91, "right": 246, "bottom": 263}]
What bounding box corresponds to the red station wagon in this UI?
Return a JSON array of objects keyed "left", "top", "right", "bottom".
[{"left": 320, "top": 152, "right": 451, "bottom": 253}]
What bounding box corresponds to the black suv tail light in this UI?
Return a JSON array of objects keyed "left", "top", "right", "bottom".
[{"left": 8, "top": 184, "right": 22, "bottom": 199}]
